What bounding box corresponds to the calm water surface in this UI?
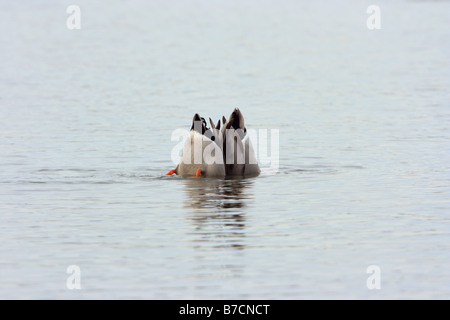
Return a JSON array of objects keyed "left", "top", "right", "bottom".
[{"left": 0, "top": 0, "right": 449, "bottom": 299}]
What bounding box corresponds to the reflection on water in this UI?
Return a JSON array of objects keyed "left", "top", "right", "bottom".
[
  {"left": 183, "top": 178, "right": 253, "bottom": 211},
  {"left": 183, "top": 178, "right": 255, "bottom": 250}
]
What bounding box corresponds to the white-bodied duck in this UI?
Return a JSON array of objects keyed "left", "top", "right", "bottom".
[
  {"left": 167, "top": 114, "right": 225, "bottom": 178},
  {"left": 221, "top": 108, "right": 260, "bottom": 177}
]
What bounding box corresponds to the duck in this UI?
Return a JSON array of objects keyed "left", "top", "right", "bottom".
[
  {"left": 167, "top": 113, "right": 225, "bottom": 178},
  {"left": 221, "top": 108, "right": 260, "bottom": 177}
]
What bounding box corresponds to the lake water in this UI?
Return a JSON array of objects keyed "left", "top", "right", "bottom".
[{"left": 0, "top": 0, "right": 449, "bottom": 299}]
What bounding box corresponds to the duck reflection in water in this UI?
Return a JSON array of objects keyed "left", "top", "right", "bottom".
[{"left": 183, "top": 177, "right": 255, "bottom": 250}]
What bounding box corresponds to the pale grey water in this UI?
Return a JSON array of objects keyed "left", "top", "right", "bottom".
[{"left": 0, "top": 0, "right": 449, "bottom": 299}]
